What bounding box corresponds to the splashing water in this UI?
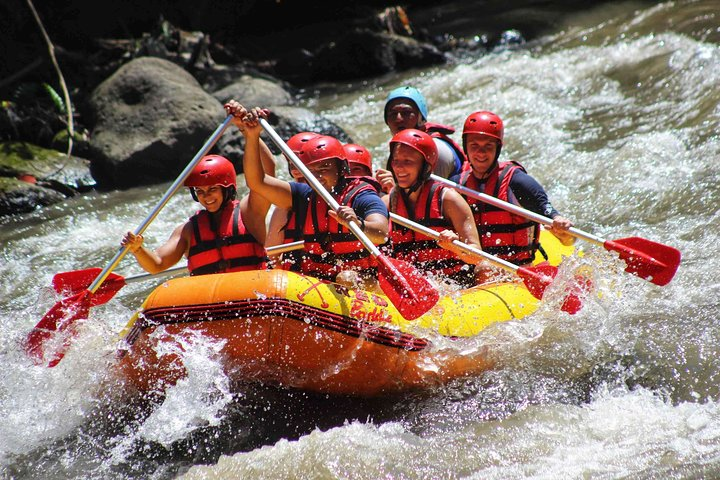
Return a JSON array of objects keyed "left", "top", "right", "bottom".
[{"left": 2, "top": 1, "right": 720, "bottom": 478}]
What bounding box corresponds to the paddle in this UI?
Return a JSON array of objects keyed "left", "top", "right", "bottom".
[
  {"left": 50, "top": 241, "right": 306, "bottom": 300},
  {"left": 25, "top": 115, "right": 235, "bottom": 367},
  {"left": 258, "top": 118, "right": 439, "bottom": 320},
  {"left": 389, "top": 212, "right": 586, "bottom": 314},
  {"left": 430, "top": 174, "right": 681, "bottom": 286}
]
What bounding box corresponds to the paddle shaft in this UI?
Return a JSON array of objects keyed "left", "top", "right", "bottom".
[
  {"left": 430, "top": 174, "right": 606, "bottom": 245},
  {"left": 86, "top": 116, "right": 234, "bottom": 294},
  {"left": 256, "top": 117, "right": 439, "bottom": 320},
  {"left": 259, "top": 119, "right": 381, "bottom": 256},
  {"left": 388, "top": 213, "right": 520, "bottom": 274},
  {"left": 122, "top": 240, "right": 305, "bottom": 284}
]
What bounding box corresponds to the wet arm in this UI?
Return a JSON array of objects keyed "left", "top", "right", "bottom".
[
  {"left": 245, "top": 137, "right": 279, "bottom": 242},
  {"left": 350, "top": 190, "right": 390, "bottom": 245},
  {"left": 511, "top": 171, "right": 575, "bottom": 243},
  {"left": 510, "top": 171, "right": 560, "bottom": 218},
  {"left": 124, "top": 223, "right": 189, "bottom": 274}
]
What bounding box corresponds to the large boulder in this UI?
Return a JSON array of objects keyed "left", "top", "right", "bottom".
[
  {"left": 88, "top": 57, "right": 224, "bottom": 189},
  {"left": 210, "top": 74, "right": 294, "bottom": 107},
  {"left": 314, "top": 29, "right": 447, "bottom": 80},
  {"left": 216, "top": 105, "right": 354, "bottom": 167}
]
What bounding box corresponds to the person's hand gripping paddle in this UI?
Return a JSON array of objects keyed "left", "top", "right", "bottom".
[
  {"left": 25, "top": 116, "right": 234, "bottom": 367},
  {"left": 431, "top": 174, "right": 681, "bottom": 287}
]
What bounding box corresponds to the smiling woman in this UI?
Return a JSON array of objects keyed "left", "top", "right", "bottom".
[
  {"left": 120, "top": 152, "right": 274, "bottom": 278},
  {"left": 383, "top": 128, "right": 482, "bottom": 287}
]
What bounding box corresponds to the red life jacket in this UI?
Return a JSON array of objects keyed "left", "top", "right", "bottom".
[
  {"left": 284, "top": 178, "right": 382, "bottom": 282},
  {"left": 422, "top": 122, "right": 467, "bottom": 176},
  {"left": 459, "top": 161, "right": 540, "bottom": 265},
  {"left": 389, "top": 180, "right": 475, "bottom": 287},
  {"left": 278, "top": 207, "right": 303, "bottom": 272},
  {"left": 187, "top": 199, "right": 267, "bottom": 276},
  {"left": 278, "top": 176, "right": 385, "bottom": 273}
]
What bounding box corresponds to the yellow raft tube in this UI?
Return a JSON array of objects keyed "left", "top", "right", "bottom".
[{"left": 115, "top": 230, "right": 574, "bottom": 397}]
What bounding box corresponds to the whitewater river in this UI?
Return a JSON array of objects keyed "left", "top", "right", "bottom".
[{"left": 2, "top": 1, "right": 719, "bottom": 478}]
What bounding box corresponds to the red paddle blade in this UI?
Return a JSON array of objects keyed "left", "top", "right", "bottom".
[
  {"left": 53, "top": 267, "right": 102, "bottom": 293},
  {"left": 517, "top": 263, "right": 557, "bottom": 300},
  {"left": 25, "top": 290, "right": 92, "bottom": 366},
  {"left": 560, "top": 274, "right": 593, "bottom": 314},
  {"left": 53, "top": 268, "right": 126, "bottom": 306},
  {"left": 604, "top": 237, "right": 681, "bottom": 286},
  {"left": 516, "top": 263, "right": 587, "bottom": 315},
  {"left": 376, "top": 255, "right": 439, "bottom": 320}
]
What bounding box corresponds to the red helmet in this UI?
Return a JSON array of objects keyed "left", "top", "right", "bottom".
[
  {"left": 343, "top": 143, "right": 373, "bottom": 172},
  {"left": 462, "top": 111, "right": 504, "bottom": 145},
  {"left": 389, "top": 128, "right": 438, "bottom": 169},
  {"left": 184, "top": 155, "right": 236, "bottom": 188},
  {"left": 297, "top": 135, "right": 347, "bottom": 168},
  {"left": 286, "top": 131, "right": 319, "bottom": 155}
]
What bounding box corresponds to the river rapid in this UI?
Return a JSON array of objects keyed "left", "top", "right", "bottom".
[{"left": 2, "top": 1, "right": 719, "bottom": 478}]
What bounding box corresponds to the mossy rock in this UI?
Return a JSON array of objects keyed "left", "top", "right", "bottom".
[
  {"left": 0, "top": 141, "right": 95, "bottom": 189},
  {"left": 0, "top": 141, "right": 96, "bottom": 216}
]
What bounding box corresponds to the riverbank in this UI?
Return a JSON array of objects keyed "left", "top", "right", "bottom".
[{"left": 1, "top": 0, "right": 637, "bottom": 216}]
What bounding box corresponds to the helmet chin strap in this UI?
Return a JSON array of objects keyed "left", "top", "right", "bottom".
[
  {"left": 473, "top": 158, "right": 500, "bottom": 182},
  {"left": 217, "top": 186, "right": 236, "bottom": 208},
  {"left": 331, "top": 159, "right": 350, "bottom": 195}
]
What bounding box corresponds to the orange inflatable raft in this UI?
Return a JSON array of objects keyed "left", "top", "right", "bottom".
[{"left": 115, "top": 230, "right": 574, "bottom": 397}]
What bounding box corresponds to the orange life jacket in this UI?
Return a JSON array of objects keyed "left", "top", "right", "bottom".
[
  {"left": 389, "top": 180, "right": 475, "bottom": 287},
  {"left": 459, "top": 161, "right": 540, "bottom": 265},
  {"left": 187, "top": 199, "right": 267, "bottom": 275}
]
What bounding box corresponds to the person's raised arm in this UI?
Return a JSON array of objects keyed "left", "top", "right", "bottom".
[
  {"left": 243, "top": 118, "right": 279, "bottom": 245},
  {"left": 224, "top": 101, "right": 293, "bottom": 209}
]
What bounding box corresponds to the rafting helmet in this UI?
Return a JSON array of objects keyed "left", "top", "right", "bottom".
[
  {"left": 384, "top": 86, "right": 428, "bottom": 123},
  {"left": 462, "top": 111, "right": 504, "bottom": 160},
  {"left": 343, "top": 143, "right": 373, "bottom": 175},
  {"left": 388, "top": 129, "right": 438, "bottom": 194},
  {"left": 286, "top": 131, "right": 319, "bottom": 178},
  {"left": 185, "top": 155, "right": 237, "bottom": 202},
  {"left": 287, "top": 131, "right": 319, "bottom": 155},
  {"left": 297, "top": 135, "right": 348, "bottom": 174}
]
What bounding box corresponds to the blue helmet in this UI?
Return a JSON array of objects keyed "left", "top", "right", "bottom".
[{"left": 384, "top": 86, "right": 428, "bottom": 122}]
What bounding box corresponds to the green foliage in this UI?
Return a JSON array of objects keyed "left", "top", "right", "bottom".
[{"left": 42, "top": 83, "right": 66, "bottom": 114}]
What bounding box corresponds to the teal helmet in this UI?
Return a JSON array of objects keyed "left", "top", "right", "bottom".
[{"left": 384, "top": 86, "right": 428, "bottom": 122}]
